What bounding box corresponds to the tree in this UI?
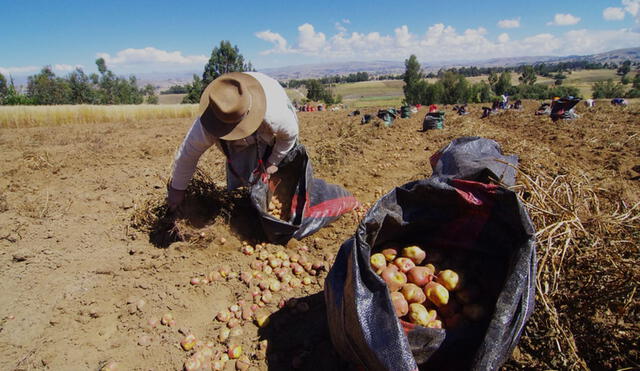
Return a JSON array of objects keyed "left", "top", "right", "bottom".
[
  {"left": 305, "top": 80, "right": 325, "bottom": 101},
  {"left": 494, "top": 72, "right": 512, "bottom": 95},
  {"left": 202, "top": 41, "right": 253, "bottom": 90},
  {"left": 93, "top": 58, "right": 143, "bottom": 104},
  {"left": 0, "top": 73, "right": 7, "bottom": 103},
  {"left": 403, "top": 55, "right": 423, "bottom": 105},
  {"left": 617, "top": 60, "right": 631, "bottom": 76},
  {"left": 592, "top": 79, "right": 626, "bottom": 98},
  {"left": 143, "top": 84, "right": 159, "bottom": 104},
  {"left": 68, "top": 68, "right": 97, "bottom": 104},
  {"left": 518, "top": 66, "right": 537, "bottom": 85},
  {"left": 488, "top": 72, "right": 498, "bottom": 89},
  {"left": 182, "top": 74, "right": 203, "bottom": 104},
  {"left": 27, "top": 66, "right": 71, "bottom": 104}
]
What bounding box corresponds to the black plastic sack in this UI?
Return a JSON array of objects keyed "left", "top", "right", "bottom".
[
  {"left": 550, "top": 96, "right": 581, "bottom": 121},
  {"left": 325, "top": 137, "right": 536, "bottom": 371},
  {"left": 250, "top": 143, "right": 358, "bottom": 244},
  {"left": 421, "top": 111, "right": 445, "bottom": 130}
]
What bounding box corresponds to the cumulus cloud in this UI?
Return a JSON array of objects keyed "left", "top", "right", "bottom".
[
  {"left": 622, "top": 0, "right": 640, "bottom": 24},
  {"left": 255, "top": 22, "right": 640, "bottom": 62},
  {"left": 255, "top": 30, "right": 290, "bottom": 54},
  {"left": 296, "top": 23, "right": 327, "bottom": 53},
  {"left": 603, "top": 7, "right": 625, "bottom": 20},
  {"left": 96, "top": 47, "right": 207, "bottom": 68},
  {"left": 342, "top": 18, "right": 350, "bottom": 24},
  {"left": 497, "top": 18, "right": 520, "bottom": 28},
  {"left": 0, "top": 65, "right": 39, "bottom": 75},
  {"left": 547, "top": 13, "right": 581, "bottom": 26}
]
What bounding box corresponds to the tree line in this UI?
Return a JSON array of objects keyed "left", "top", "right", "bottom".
[
  {"left": 0, "top": 58, "right": 158, "bottom": 105},
  {"left": 403, "top": 55, "right": 640, "bottom": 105}
]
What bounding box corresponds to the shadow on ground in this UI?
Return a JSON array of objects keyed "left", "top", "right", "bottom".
[{"left": 258, "top": 292, "right": 350, "bottom": 371}]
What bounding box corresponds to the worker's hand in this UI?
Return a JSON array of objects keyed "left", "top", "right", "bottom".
[
  {"left": 167, "top": 184, "right": 186, "bottom": 212},
  {"left": 266, "top": 164, "right": 279, "bottom": 175}
]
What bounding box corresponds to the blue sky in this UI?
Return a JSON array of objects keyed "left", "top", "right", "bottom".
[{"left": 1, "top": 0, "right": 639, "bottom": 77}]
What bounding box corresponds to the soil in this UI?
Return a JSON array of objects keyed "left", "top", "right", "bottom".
[{"left": 0, "top": 100, "right": 638, "bottom": 370}]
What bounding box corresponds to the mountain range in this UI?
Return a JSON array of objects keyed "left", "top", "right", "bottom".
[{"left": 259, "top": 47, "right": 640, "bottom": 80}]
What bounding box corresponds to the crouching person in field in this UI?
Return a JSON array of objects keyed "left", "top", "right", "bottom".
[{"left": 167, "top": 72, "right": 299, "bottom": 212}]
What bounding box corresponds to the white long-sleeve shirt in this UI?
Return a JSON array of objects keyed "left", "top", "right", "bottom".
[{"left": 171, "top": 72, "right": 299, "bottom": 190}]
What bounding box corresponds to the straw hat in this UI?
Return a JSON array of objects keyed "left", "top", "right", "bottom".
[{"left": 198, "top": 72, "right": 266, "bottom": 140}]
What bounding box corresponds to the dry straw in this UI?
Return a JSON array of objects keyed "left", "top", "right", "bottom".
[{"left": 0, "top": 104, "right": 198, "bottom": 128}]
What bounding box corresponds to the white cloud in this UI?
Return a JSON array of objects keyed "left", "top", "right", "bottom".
[
  {"left": 0, "top": 65, "right": 39, "bottom": 75},
  {"left": 255, "top": 30, "right": 291, "bottom": 55},
  {"left": 547, "top": 13, "right": 581, "bottom": 26},
  {"left": 622, "top": 0, "right": 640, "bottom": 24},
  {"left": 53, "top": 64, "right": 84, "bottom": 72},
  {"left": 335, "top": 22, "right": 347, "bottom": 33},
  {"left": 96, "top": 47, "right": 207, "bottom": 68},
  {"left": 498, "top": 18, "right": 520, "bottom": 28},
  {"left": 603, "top": 7, "right": 625, "bottom": 20},
  {"left": 342, "top": 18, "right": 350, "bottom": 24},
  {"left": 255, "top": 22, "right": 640, "bottom": 63},
  {"left": 296, "top": 23, "right": 327, "bottom": 53},
  {"left": 623, "top": 0, "right": 640, "bottom": 16}
]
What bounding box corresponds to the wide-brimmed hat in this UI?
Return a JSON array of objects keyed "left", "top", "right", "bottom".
[{"left": 198, "top": 72, "right": 266, "bottom": 140}]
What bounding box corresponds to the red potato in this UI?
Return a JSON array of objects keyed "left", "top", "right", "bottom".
[
  {"left": 236, "top": 355, "right": 251, "bottom": 371},
  {"left": 381, "top": 248, "right": 398, "bottom": 262},
  {"left": 390, "top": 292, "right": 409, "bottom": 317},
  {"left": 228, "top": 344, "right": 242, "bottom": 359},
  {"left": 380, "top": 266, "right": 407, "bottom": 292},
  {"left": 241, "top": 245, "right": 254, "bottom": 255},
  {"left": 184, "top": 357, "right": 201, "bottom": 371},
  {"left": 180, "top": 334, "right": 197, "bottom": 351},
  {"left": 408, "top": 303, "right": 436, "bottom": 326},
  {"left": 436, "top": 269, "right": 460, "bottom": 291},
  {"left": 444, "top": 313, "right": 467, "bottom": 329},
  {"left": 401, "top": 283, "right": 426, "bottom": 304},
  {"left": 401, "top": 245, "right": 426, "bottom": 265},
  {"left": 370, "top": 253, "right": 386, "bottom": 273},
  {"left": 216, "top": 310, "right": 231, "bottom": 322},
  {"left": 393, "top": 257, "right": 416, "bottom": 273},
  {"left": 406, "top": 266, "right": 434, "bottom": 286},
  {"left": 424, "top": 282, "right": 450, "bottom": 307}
]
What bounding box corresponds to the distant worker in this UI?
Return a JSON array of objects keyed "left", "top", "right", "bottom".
[
  {"left": 500, "top": 93, "right": 508, "bottom": 109},
  {"left": 585, "top": 98, "right": 595, "bottom": 108},
  {"left": 611, "top": 98, "right": 628, "bottom": 106},
  {"left": 167, "top": 72, "right": 299, "bottom": 212}
]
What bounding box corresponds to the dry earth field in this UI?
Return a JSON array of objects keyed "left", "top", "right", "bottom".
[{"left": 0, "top": 101, "right": 638, "bottom": 370}]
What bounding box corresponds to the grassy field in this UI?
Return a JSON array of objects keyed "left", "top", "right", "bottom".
[
  {"left": 285, "top": 69, "right": 629, "bottom": 108},
  {"left": 0, "top": 104, "right": 198, "bottom": 128},
  {"left": 158, "top": 93, "right": 187, "bottom": 105}
]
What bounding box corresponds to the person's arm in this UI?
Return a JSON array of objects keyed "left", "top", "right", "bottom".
[
  {"left": 265, "top": 113, "right": 298, "bottom": 173},
  {"left": 170, "top": 118, "right": 216, "bottom": 190}
]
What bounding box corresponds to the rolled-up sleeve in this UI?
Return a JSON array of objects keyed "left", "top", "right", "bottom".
[
  {"left": 170, "top": 118, "right": 217, "bottom": 190},
  {"left": 267, "top": 115, "right": 298, "bottom": 166}
]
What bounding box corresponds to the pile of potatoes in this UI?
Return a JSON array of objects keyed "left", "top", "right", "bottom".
[
  {"left": 267, "top": 194, "right": 286, "bottom": 220},
  {"left": 181, "top": 241, "right": 331, "bottom": 370},
  {"left": 371, "top": 245, "right": 489, "bottom": 329}
]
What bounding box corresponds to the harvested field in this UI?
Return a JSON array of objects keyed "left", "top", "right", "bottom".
[{"left": 0, "top": 100, "right": 638, "bottom": 370}]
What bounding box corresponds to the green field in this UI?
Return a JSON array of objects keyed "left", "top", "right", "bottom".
[{"left": 289, "top": 69, "right": 635, "bottom": 107}]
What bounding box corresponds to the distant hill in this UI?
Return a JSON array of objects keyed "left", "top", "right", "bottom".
[{"left": 259, "top": 47, "right": 640, "bottom": 80}]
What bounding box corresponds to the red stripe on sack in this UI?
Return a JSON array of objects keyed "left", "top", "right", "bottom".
[{"left": 304, "top": 196, "right": 359, "bottom": 218}]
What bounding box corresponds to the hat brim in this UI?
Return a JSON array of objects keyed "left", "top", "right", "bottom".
[{"left": 198, "top": 72, "right": 266, "bottom": 141}]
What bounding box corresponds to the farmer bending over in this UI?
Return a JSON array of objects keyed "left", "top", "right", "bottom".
[{"left": 167, "top": 72, "right": 299, "bottom": 211}]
